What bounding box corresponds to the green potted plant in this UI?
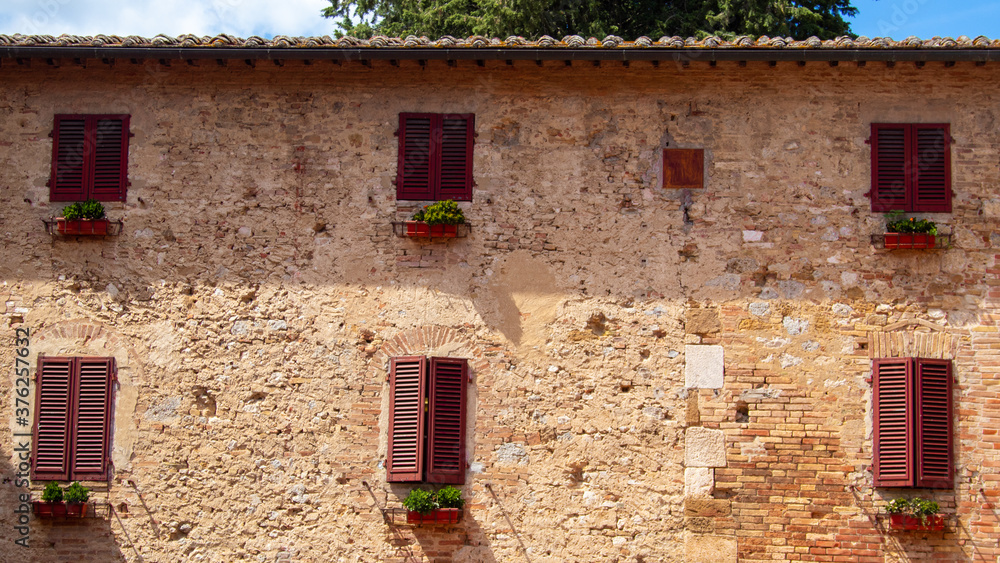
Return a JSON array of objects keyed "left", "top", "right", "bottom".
[
  {"left": 884, "top": 210, "right": 937, "bottom": 249},
  {"left": 405, "top": 200, "right": 466, "bottom": 238},
  {"left": 56, "top": 199, "right": 110, "bottom": 235},
  {"left": 885, "top": 497, "right": 943, "bottom": 531},
  {"left": 33, "top": 481, "right": 68, "bottom": 517},
  {"left": 63, "top": 481, "right": 90, "bottom": 517},
  {"left": 402, "top": 486, "right": 464, "bottom": 524}
]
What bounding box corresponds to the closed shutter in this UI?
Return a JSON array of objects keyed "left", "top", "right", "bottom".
[
  {"left": 662, "top": 149, "right": 705, "bottom": 189},
  {"left": 873, "top": 358, "right": 913, "bottom": 487},
  {"left": 912, "top": 125, "right": 950, "bottom": 213},
  {"left": 915, "top": 359, "right": 952, "bottom": 488},
  {"left": 397, "top": 114, "right": 435, "bottom": 200},
  {"left": 51, "top": 117, "right": 88, "bottom": 202},
  {"left": 436, "top": 115, "right": 474, "bottom": 201},
  {"left": 90, "top": 117, "right": 129, "bottom": 202},
  {"left": 426, "top": 357, "right": 468, "bottom": 484},
  {"left": 50, "top": 115, "right": 129, "bottom": 202},
  {"left": 387, "top": 356, "right": 427, "bottom": 482},
  {"left": 871, "top": 124, "right": 909, "bottom": 212},
  {"left": 32, "top": 357, "right": 74, "bottom": 481},
  {"left": 71, "top": 358, "right": 115, "bottom": 480}
]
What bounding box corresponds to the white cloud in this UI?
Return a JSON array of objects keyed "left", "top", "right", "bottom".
[{"left": 0, "top": 0, "right": 334, "bottom": 39}]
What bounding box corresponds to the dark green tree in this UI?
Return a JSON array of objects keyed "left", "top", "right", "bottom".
[{"left": 322, "top": 0, "right": 858, "bottom": 40}]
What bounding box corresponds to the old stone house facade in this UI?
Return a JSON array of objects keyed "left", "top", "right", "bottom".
[{"left": 1, "top": 33, "right": 999, "bottom": 562}]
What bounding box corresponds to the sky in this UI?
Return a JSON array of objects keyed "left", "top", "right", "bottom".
[{"left": 0, "top": 0, "right": 998, "bottom": 40}]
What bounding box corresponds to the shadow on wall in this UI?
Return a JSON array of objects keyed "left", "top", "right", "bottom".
[{"left": 408, "top": 514, "right": 500, "bottom": 563}]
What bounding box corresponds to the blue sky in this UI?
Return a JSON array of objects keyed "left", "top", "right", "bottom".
[{"left": 0, "top": 0, "right": 997, "bottom": 40}]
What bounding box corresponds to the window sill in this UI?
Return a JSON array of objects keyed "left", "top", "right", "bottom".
[{"left": 43, "top": 218, "right": 123, "bottom": 237}]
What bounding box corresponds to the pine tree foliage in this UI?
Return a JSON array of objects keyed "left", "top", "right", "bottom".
[{"left": 322, "top": 0, "right": 858, "bottom": 40}]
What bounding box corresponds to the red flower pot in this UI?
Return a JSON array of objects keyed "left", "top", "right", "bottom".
[
  {"left": 65, "top": 502, "right": 88, "bottom": 518},
  {"left": 884, "top": 233, "right": 935, "bottom": 249},
  {"left": 33, "top": 502, "right": 68, "bottom": 517},
  {"left": 56, "top": 218, "right": 110, "bottom": 236},
  {"left": 406, "top": 508, "right": 462, "bottom": 524},
  {"left": 889, "top": 514, "right": 944, "bottom": 531},
  {"left": 404, "top": 222, "right": 458, "bottom": 238}
]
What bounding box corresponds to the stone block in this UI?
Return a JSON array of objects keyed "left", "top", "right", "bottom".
[
  {"left": 685, "top": 427, "right": 727, "bottom": 467},
  {"left": 684, "top": 498, "right": 731, "bottom": 517},
  {"left": 685, "top": 467, "right": 714, "bottom": 497},
  {"left": 685, "top": 532, "right": 737, "bottom": 563},
  {"left": 685, "top": 307, "right": 721, "bottom": 335},
  {"left": 685, "top": 345, "right": 724, "bottom": 389}
]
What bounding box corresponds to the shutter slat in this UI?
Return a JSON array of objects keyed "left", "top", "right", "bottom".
[
  {"left": 51, "top": 118, "right": 88, "bottom": 202},
  {"left": 397, "top": 115, "right": 435, "bottom": 200},
  {"left": 916, "top": 359, "right": 953, "bottom": 488},
  {"left": 871, "top": 124, "right": 909, "bottom": 211},
  {"left": 427, "top": 357, "right": 468, "bottom": 484},
  {"left": 873, "top": 358, "right": 913, "bottom": 487},
  {"left": 436, "top": 116, "right": 473, "bottom": 201},
  {"left": 32, "top": 358, "right": 73, "bottom": 481},
  {"left": 387, "top": 357, "right": 427, "bottom": 482}
]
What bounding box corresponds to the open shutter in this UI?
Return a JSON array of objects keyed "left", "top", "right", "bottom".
[
  {"left": 915, "top": 359, "right": 952, "bottom": 488},
  {"left": 436, "top": 115, "right": 474, "bottom": 201},
  {"left": 397, "top": 114, "right": 435, "bottom": 200},
  {"left": 51, "top": 116, "right": 88, "bottom": 202},
  {"left": 912, "top": 125, "right": 950, "bottom": 213},
  {"left": 387, "top": 356, "right": 427, "bottom": 482},
  {"left": 426, "top": 357, "right": 468, "bottom": 484},
  {"left": 32, "top": 357, "right": 73, "bottom": 481},
  {"left": 89, "top": 117, "right": 129, "bottom": 202},
  {"left": 71, "top": 358, "right": 114, "bottom": 480},
  {"left": 873, "top": 358, "right": 914, "bottom": 487},
  {"left": 871, "top": 124, "right": 909, "bottom": 212}
]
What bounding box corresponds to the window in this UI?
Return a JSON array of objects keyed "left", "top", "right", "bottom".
[
  {"left": 872, "top": 357, "right": 952, "bottom": 488},
  {"left": 387, "top": 356, "right": 468, "bottom": 484},
  {"left": 50, "top": 115, "right": 130, "bottom": 202},
  {"left": 870, "top": 123, "right": 950, "bottom": 212},
  {"left": 662, "top": 148, "right": 704, "bottom": 189},
  {"left": 397, "top": 113, "right": 474, "bottom": 201},
  {"left": 32, "top": 357, "right": 116, "bottom": 481}
]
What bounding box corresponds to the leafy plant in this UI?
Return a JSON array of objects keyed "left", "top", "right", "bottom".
[
  {"left": 62, "top": 199, "right": 106, "bottom": 221},
  {"left": 402, "top": 488, "right": 437, "bottom": 514},
  {"left": 41, "top": 481, "right": 63, "bottom": 503},
  {"left": 412, "top": 200, "right": 465, "bottom": 225},
  {"left": 885, "top": 498, "right": 910, "bottom": 515},
  {"left": 64, "top": 482, "right": 90, "bottom": 503},
  {"left": 885, "top": 210, "right": 937, "bottom": 235},
  {"left": 911, "top": 498, "right": 939, "bottom": 518},
  {"left": 435, "top": 486, "right": 464, "bottom": 509}
]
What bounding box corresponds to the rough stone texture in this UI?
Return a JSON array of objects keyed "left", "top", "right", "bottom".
[
  {"left": 685, "top": 532, "right": 738, "bottom": 563},
  {"left": 685, "top": 345, "right": 725, "bottom": 389},
  {"left": 686, "top": 307, "right": 721, "bottom": 335},
  {"left": 684, "top": 467, "right": 714, "bottom": 497},
  {"left": 685, "top": 427, "right": 728, "bottom": 468},
  {"left": 0, "top": 57, "right": 998, "bottom": 562}
]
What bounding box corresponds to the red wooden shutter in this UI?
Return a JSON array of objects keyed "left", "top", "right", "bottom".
[
  {"left": 436, "top": 115, "right": 474, "bottom": 201},
  {"left": 912, "top": 125, "right": 950, "bottom": 213},
  {"left": 426, "top": 357, "right": 468, "bottom": 484},
  {"left": 51, "top": 116, "right": 88, "bottom": 202},
  {"left": 89, "top": 117, "right": 129, "bottom": 202},
  {"left": 915, "top": 359, "right": 952, "bottom": 488},
  {"left": 663, "top": 149, "right": 705, "bottom": 189},
  {"left": 71, "top": 358, "right": 115, "bottom": 480},
  {"left": 387, "top": 356, "right": 427, "bottom": 482},
  {"left": 873, "top": 358, "right": 913, "bottom": 487},
  {"left": 871, "top": 124, "right": 909, "bottom": 212},
  {"left": 397, "top": 114, "right": 435, "bottom": 200},
  {"left": 33, "top": 357, "right": 74, "bottom": 481}
]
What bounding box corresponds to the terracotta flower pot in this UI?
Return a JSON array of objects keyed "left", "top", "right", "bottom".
[
  {"left": 56, "top": 218, "right": 110, "bottom": 236},
  {"left": 406, "top": 508, "right": 462, "bottom": 524},
  {"left": 33, "top": 501, "right": 68, "bottom": 517},
  {"left": 884, "top": 233, "right": 935, "bottom": 249},
  {"left": 65, "top": 502, "right": 89, "bottom": 517},
  {"left": 889, "top": 514, "right": 944, "bottom": 531},
  {"left": 404, "top": 222, "right": 458, "bottom": 238}
]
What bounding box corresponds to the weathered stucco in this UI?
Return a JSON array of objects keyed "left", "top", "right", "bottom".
[{"left": 0, "top": 54, "right": 999, "bottom": 562}]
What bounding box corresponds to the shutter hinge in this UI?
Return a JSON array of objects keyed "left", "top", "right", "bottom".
[
  {"left": 48, "top": 130, "right": 54, "bottom": 138},
  {"left": 393, "top": 129, "right": 399, "bottom": 137},
  {"left": 864, "top": 137, "right": 871, "bottom": 145},
  {"left": 425, "top": 398, "right": 428, "bottom": 413}
]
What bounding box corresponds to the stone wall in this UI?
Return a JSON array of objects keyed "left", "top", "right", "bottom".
[{"left": 1, "top": 57, "right": 999, "bottom": 562}]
